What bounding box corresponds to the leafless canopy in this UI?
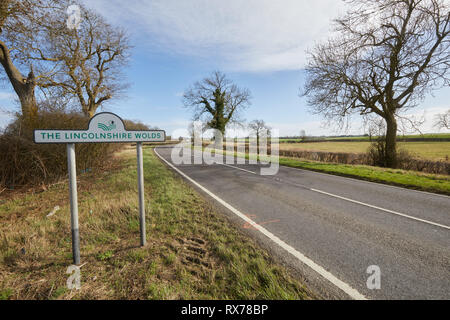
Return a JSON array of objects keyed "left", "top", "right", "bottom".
[
  {"left": 1, "top": 0, "right": 131, "bottom": 118},
  {"left": 248, "top": 119, "right": 271, "bottom": 136},
  {"left": 302, "top": 0, "right": 449, "bottom": 167},
  {"left": 433, "top": 109, "right": 450, "bottom": 129},
  {"left": 183, "top": 71, "right": 251, "bottom": 134},
  {"left": 303, "top": 0, "right": 449, "bottom": 121}
]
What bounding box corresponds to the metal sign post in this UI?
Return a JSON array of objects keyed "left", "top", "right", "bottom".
[
  {"left": 136, "top": 142, "right": 146, "bottom": 246},
  {"left": 34, "top": 112, "right": 165, "bottom": 265},
  {"left": 67, "top": 143, "right": 80, "bottom": 265}
]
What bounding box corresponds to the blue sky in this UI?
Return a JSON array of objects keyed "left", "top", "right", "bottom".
[{"left": 1, "top": 0, "right": 449, "bottom": 137}]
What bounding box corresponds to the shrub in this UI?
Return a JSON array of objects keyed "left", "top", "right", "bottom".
[
  {"left": 366, "top": 138, "right": 449, "bottom": 174},
  {"left": 215, "top": 141, "right": 448, "bottom": 175},
  {"left": 367, "top": 137, "right": 388, "bottom": 167},
  {"left": 0, "top": 111, "right": 124, "bottom": 189}
]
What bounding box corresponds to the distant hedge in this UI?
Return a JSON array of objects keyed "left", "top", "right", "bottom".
[{"left": 216, "top": 142, "right": 449, "bottom": 175}]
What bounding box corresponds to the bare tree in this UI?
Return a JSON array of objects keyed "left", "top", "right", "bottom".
[
  {"left": 302, "top": 0, "right": 449, "bottom": 167},
  {"left": 36, "top": 3, "right": 131, "bottom": 118},
  {"left": 0, "top": 0, "right": 43, "bottom": 122},
  {"left": 183, "top": 71, "right": 251, "bottom": 136},
  {"left": 1, "top": 0, "right": 130, "bottom": 120},
  {"left": 434, "top": 109, "right": 450, "bottom": 130},
  {"left": 249, "top": 119, "right": 271, "bottom": 155}
]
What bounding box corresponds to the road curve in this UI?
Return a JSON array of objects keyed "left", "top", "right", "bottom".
[{"left": 154, "top": 146, "right": 450, "bottom": 300}]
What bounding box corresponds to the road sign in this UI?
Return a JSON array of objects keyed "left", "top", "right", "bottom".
[
  {"left": 34, "top": 112, "right": 165, "bottom": 143},
  {"left": 34, "top": 112, "right": 165, "bottom": 265}
]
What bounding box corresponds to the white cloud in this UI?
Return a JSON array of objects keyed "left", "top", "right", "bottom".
[
  {"left": 266, "top": 120, "right": 363, "bottom": 137},
  {"left": 0, "top": 91, "right": 16, "bottom": 129},
  {"left": 267, "top": 105, "right": 450, "bottom": 136},
  {"left": 0, "top": 92, "right": 15, "bottom": 101},
  {"left": 0, "top": 109, "right": 14, "bottom": 130},
  {"left": 402, "top": 106, "right": 450, "bottom": 133},
  {"left": 83, "top": 0, "right": 345, "bottom": 72}
]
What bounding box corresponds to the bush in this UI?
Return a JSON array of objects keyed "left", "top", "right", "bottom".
[
  {"left": 122, "top": 119, "right": 150, "bottom": 131},
  {"left": 218, "top": 140, "right": 448, "bottom": 175},
  {"left": 0, "top": 111, "right": 124, "bottom": 189},
  {"left": 366, "top": 138, "right": 449, "bottom": 174},
  {"left": 367, "top": 137, "right": 388, "bottom": 167}
]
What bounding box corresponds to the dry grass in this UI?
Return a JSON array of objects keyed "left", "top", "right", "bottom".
[{"left": 0, "top": 146, "right": 311, "bottom": 300}]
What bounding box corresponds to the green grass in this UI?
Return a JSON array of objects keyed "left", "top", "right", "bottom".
[
  {"left": 0, "top": 146, "right": 311, "bottom": 300},
  {"left": 0, "top": 288, "right": 13, "bottom": 300},
  {"left": 207, "top": 148, "right": 450, "bottom": 195},
  {"left": 279, "top": 157, "right": 450, "bottom": 195}
]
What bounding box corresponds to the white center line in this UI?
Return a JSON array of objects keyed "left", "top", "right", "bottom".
[
  {"left": 154, "top": 148, "right": 367, "bottom": 300},
  {"left": 215, "top": 162, "right": 450, "bottom": 231},
  {"left": 219, "top": 163, "right": 258, "bottom": 175},
  {"left": 310, "top": 188, "right": 450, "bottom": 230}
]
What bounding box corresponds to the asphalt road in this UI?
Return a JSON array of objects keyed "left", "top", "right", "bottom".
[{"left": 154, "top": 146, "right": 450, "bottom": 300}]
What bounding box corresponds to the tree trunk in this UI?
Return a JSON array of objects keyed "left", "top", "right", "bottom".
[
  {"left": 17, "top": 83, "right": 38, "bottom": 120},
  {"left": 0, "top": 40, "right": 38, "bottom": 126},
  {"left": 256, "top": 132, "right": 260, "bottom": 156},
  {"left": 384, "top": 114, "right": 398, "bottom": 168},
  {"left": 215, "top": 120, "right": 226, "bottom": 137},
  {"left": 83, "top": 104, "right": 97, "bottom": 118},
  {"left": 87, "top": 108, "right": 96, "bottom": 118}
]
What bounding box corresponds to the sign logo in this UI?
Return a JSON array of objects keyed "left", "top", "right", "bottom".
[{"left": 98, "top": 120, "right": 116, "bottom": 131}]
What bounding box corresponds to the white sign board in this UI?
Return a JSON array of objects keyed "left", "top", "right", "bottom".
[{"left": 34, "top": 112, "right": 165, "bottom": 144}]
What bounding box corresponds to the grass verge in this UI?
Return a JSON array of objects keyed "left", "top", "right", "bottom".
[
  {"left": 279, "top": 157, "right": 450, "bottom": 195},
  {"left": 202, "top": 147, "right": 449, "bottom": 195},
  {"left": 0, "top": 146, "right": 311, "bottom": 300}
]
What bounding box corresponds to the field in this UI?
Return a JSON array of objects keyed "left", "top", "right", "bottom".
[
  {"left": 279, "top": 133, "right": 450, "bottom": 142},
  {"left": 279, "top": 141, "right": 450, "bottom": 161},
  {"left": 0, "top": 146, "right": 311, "bottom": 300}
]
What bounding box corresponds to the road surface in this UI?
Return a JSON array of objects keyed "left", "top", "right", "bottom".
[{"left": 154, "top": 146, "right": 450, "bottom": 300}]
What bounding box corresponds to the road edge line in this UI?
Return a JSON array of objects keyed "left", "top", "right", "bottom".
[{"left": 154, "top": 147, "right": 368, "bottom": 300}]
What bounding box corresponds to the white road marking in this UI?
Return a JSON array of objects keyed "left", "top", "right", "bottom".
[
  {"left": 213, "top": 162, "right": 450, "bottom": 231},
  {"left": 215, "top": 149, "right": 449, "bottom": 199},
  {"left": 310, "top": 188, "right": 450, "bottom": 230},
  {"left": 282, "top": 163, "right": 450, "bottom": 199},
  {"left": 154, "top": 148, "right": 367, "bottom": 300},
  {"left": 219, "top": 163, "right": 257, "bottom": 175}
]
